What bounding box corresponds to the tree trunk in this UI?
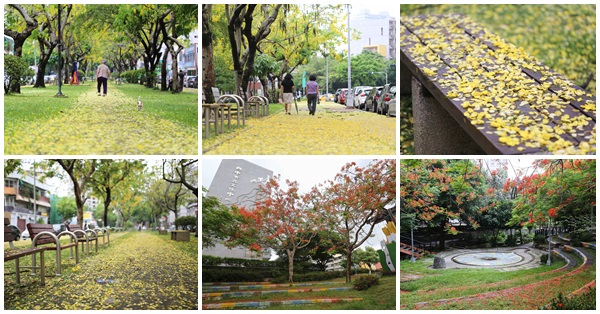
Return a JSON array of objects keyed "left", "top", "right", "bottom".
[
  {"left": 103, "top": 187, "right": 111, "bottom": 227},
  {"left": 438, "top": 221, "right": 446, "bottom": 250},
  {"left": 161, "top": 52, "right": 168, "bottom": 91},
  {"left": 345, "top": 250, "right": 352, "bottom": 283},
  {"left": 202, "top": 4, "right": 215, "bottom": 103},
  {"left": 287, "top": 248, "right": 295, "bottom": 283}
]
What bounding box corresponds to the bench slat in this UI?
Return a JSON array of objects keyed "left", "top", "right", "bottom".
[{"left": 401, "top": 14, "right": 596, "bottom": 154}]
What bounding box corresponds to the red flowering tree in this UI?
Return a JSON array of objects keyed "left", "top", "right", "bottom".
[
  {"left": 233, "top": 175, "right": 322, "bottom": 283},
  {"left": 400, "top": 160, "right": 487, "bottom": 250},
  {"left": 508, "top": 160, "right": 596, "bottom": 232},
  {"left": 315, "top": 160, "right": 396, "bottom": 283}
]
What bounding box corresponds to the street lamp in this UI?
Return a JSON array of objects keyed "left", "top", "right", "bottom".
[
  {"left": 547, "top": 219, "right": 552, "bottom": 266},
  {"left": 345, "top": 4, "right": 353, "bottom": 109},
  {"left": 410, "top": 221, "right": 416, "bottom": 263},
  {"left": 370, "top": 71, "right": 388, "bottom": 85}
]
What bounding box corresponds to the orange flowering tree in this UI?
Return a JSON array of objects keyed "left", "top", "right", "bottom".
[
  {"left": 315, "top": 159, "right": 396, "bottom": 283},
  {"left": 233, "top": 175, "right": 323, "bottom": 283},
  {"left": 508, "top": 160, "right": 596, "bottom": 231},
  {"left": 400, "top": 160, "right": 488, "bottom": 250}
]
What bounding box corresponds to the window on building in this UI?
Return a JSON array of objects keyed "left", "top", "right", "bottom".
[
  {"left": 5, "top": 179, "right": 15, "bottom": 187},
  {"left": 381, "top": 27, "right": 384, "bottom": 36},
  {"left": 4, "top": 195, "right": 15, "bottom": 207}
]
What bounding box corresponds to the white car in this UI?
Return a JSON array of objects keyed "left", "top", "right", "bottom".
[{"left": 353, "top": 86, "right": 373, "bottom": 109}]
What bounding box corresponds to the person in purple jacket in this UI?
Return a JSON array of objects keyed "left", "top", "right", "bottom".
[{"left": 305, "top": 74, "right": 319, "bottom": 115}]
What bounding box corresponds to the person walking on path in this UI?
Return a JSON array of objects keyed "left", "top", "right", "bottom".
[
  {"left": 279, "top": 73, "right": 295, "bottom": 115},
  {"left": 305, "top": 74, "right": 319, "bottom": 115},
  {"left": 96, "top": 60, "right": 110, "bottom": 96}
]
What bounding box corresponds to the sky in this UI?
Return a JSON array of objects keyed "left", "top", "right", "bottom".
[{"left": 202, "top": 157, "right": 393, "bottom": 251}]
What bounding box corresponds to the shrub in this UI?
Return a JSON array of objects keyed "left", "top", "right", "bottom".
[
  {"left": 533, "top": 234, "right": 547, "bottom": 247},
  {"left": 120, "top": 69, "right": 144, "bottom": 84},
  {"left": 543, "top": 288, "right": 595, "bottom": 310},
  {"left": 571, "top": 231, "right": 595, "bottom": 246},
  {"left": 4, "top": 54, "right": 29, "bottom": 94},
  {"left": 202, "top": 268, "right": 276, "bottom": 283},
  {"left": 125, "top": 221, "right": 134, "bottom": 230},
  {"left": 353, "top": 274, "right": 380, "bottom": 291},
  {"left": 505, "top": 234, "right": 517, "bottom": 246},
  {"left": 174, "top": 216, "right": 197, "bottom": 231},
  {"left": 540, "top": 253, "right": 550, "bottom": 264},
  {"left": 271, "top": 271, "right": 345, "bottom": 284},
  {"left": 476, "top": 234, "right": 491, "bottom": 244}
]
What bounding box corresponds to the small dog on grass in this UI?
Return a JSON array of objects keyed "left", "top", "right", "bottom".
[{"left": 137, "top": 96, "right": 143, "bottom": 111}]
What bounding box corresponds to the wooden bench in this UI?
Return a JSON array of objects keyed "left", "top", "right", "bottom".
[
  {"left": 4, "top": 219, "right": 46, "bottom": 286},
  {"left": 400, "top": 14, "right": 596, "bottom": 154},
  {"left": 27, "top": 223, "right": 79, "bottom": 276},
  {"left": 66, "top": 224, "right": 98, "bottom": 258}
]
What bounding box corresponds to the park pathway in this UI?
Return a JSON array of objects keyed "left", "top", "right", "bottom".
[
  {"left": 4, "top": 232, "right": 198, "bottom": 310},
  {"left": 5, "top": 88, "right": 197, "bottom": 155},
  {"left": 202, "top": 102, "right": 396, "bottom": 155}
]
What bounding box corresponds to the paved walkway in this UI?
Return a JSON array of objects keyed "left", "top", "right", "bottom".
[
  {"left": 433, "top": 245, "right": 545, "bottom": 271},
  {"left": 4, "top": 232, "right": 198, "bottom": 310},
  {"left": 202, "top": 102, "right": 396, "bottom": 155},
  {"left": 5, "top": 89, "right": 198, "bottom": 155}
]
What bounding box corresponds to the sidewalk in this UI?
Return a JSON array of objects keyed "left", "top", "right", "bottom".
[
  {"left": 4, "top": 232, "right": 198, "bottom": 310},
  {"left": 4, "top": 88, "right": 198, "bottom": 155},
  {"left": 203, "top": 102, "right": 396, "bottom": 155}
]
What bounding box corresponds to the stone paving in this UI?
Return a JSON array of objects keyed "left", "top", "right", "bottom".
[{"left": 432, "top": 244, "right": 546, "bottom": 271}]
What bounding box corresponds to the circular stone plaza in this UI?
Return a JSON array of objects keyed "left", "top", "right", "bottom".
[{"left": 434, "top": 247, "right": 544, "bottom": 271}]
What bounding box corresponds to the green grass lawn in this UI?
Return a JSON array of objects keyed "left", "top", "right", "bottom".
[
  {"left": 4, "top": 85, "right": 88, "bottom": 124},
  {"left": 5, "top": 83, "right": 198, "bottom": 129},
  {"left": 114, "top": 83, "right": 198, "bottom": 128},
  {"left": 400, "top": 250, "right": 595, "bottom": 310},
  {"left": 258, "top": 276, "right": 396, "bottom": 310}
]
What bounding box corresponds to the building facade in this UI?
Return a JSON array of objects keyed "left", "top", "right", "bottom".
[
  {"left": 4, "top": 172, "right": 52, "bottom": 233},
  {"left": 350, "top": 10, "right": 396, "bottom": 59},
  {"left": 202, "top": 159, "right": 273, "bottom": 260}
]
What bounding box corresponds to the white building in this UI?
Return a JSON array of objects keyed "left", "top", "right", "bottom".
[
  {"left": 325, "top": 254, "right": 344, "bottom": 272},
  {"left": 350, "top": 10, "right": 396, "bottom": 59}
]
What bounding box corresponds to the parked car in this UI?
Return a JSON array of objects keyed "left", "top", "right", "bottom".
[
  {"left": 354, "top": 86, "right": 373, "bottom": 109},
  {"left": 185, "top": 76, "right": 198, "bottom": 88},
  {"left": 338, "top": 88, "right": 349, "bottom": 105},
  {"left": 334, "top": 88, "right": 343, "bottom": 103},
  {"left": 386, "top": 95, "right": 397, "bottom": 117},
  {"left": 378, "top": 83, "right": 396, "bottom": 115},
  {"left": 6, "top": 224, "right": 21, "bottom": 241},
  {"left": 365, "top": 86, "right": 384, "bottom": 112},
  {"left": 350, "top": 86, "right": 366, "bottom": 108}
]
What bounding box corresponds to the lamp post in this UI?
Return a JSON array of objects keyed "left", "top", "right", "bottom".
[
  {"left": 370, "top": 71, "right": 388, "bottom": 85},
  {"left": 410, "top": 222, "right": 416, "bottom": 263},
  {"left": 547, "top": 219, "right": 552, "bottom": 266},
  {"left": 345, "top": 4, "right": 353, "bottom": 109}
]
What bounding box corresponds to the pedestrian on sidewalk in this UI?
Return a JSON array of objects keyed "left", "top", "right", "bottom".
[
  {"left": 305, "top": 74, "right": 319, "bottom": 115},
  {"left": 96, "top": 60, "right": 110, "bottom": 96},
  {"left": 279, "top": 73, "right": 295, "bottom": 115}
]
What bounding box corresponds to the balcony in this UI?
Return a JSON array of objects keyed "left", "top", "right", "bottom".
[{"left": 4, "top": 187, "right": 17, "bottom": 195}]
